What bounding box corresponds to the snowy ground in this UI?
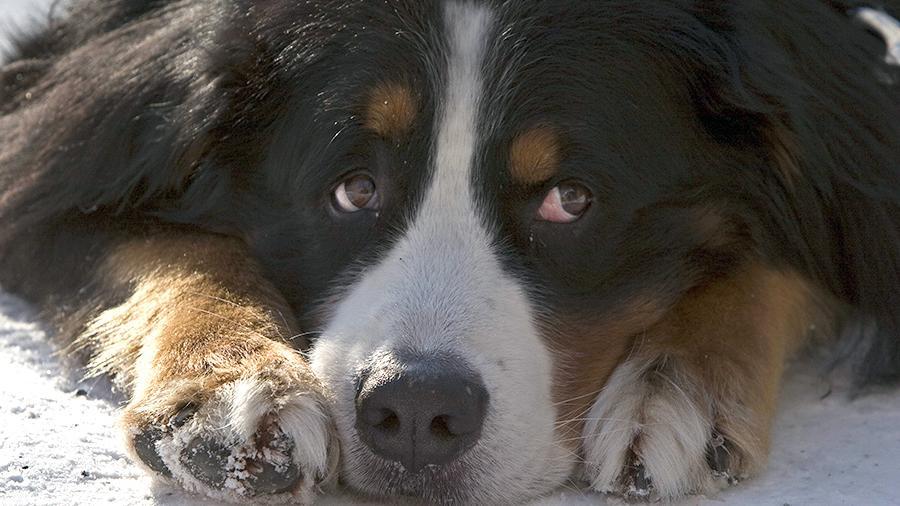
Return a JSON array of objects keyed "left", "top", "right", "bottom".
[{"left": 2, "top": 1, "right": 900, "bottom": 505}]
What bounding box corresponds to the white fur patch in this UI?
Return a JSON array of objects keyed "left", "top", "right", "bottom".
[
  {"left": 309, "top": 2, "right": 572, "bottom": 502},
  {"left": 582, "top": 359, "right": 714, "bottom": 499}
]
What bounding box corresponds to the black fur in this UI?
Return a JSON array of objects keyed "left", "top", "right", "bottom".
[{"left": 1, "top": 0, "right": 898, "bottom": 389}]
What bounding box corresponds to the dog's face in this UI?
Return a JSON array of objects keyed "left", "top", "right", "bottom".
[{"left": 218, "top": 1, "right": 751, "bottom": 502}]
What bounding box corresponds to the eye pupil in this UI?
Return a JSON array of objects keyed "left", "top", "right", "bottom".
[
  {"left": 346, "top": 175, "right": 375, "bottom": 208},
  {"left": 334, "top": 172, "right": 378, "bottom": 213},
  {"left": 559, "top": 182, "right": 591, "bottom": 216},
  {"left": 536, "top": 180, "right": 593, "bottom": 223}
]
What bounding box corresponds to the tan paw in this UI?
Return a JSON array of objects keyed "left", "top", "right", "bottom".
[{"left": 123, "top": 369, "right": 337, "bottom": 504}]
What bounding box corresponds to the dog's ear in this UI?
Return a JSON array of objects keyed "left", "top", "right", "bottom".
[{"left": 686, "top": 1, "right": 900, "bottom": 385}]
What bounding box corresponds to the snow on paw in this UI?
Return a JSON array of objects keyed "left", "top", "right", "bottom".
[
  {"left": 581, "top": 358, "right": 756, "bottom": 501},
  {"left": 124, "top": 376, "right": 337, "bottom": 504},
  {"left": 179, "top": 413, "right": 300, "bottom": 495}
]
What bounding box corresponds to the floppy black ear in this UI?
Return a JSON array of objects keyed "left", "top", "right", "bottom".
[
  {"left": 0, "top": 2, "right": 249, "bottom": 237},
  {"left": 686, "top": 1, "right": 900, "bottom": 385}
]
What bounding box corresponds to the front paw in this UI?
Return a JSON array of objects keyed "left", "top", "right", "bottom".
[
  {"left": 123, "top": 365, "right": 337, "bottom": 503},
  {"left": 582, "top": 358, "right": 764, "bottom": 501}
]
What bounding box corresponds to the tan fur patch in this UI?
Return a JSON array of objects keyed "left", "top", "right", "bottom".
[
  {"left": 365, "top": 82, "right": 418, "bottom": 139},
  {"left": 76, "top": 233, "right": 310, "bottom": 396},
  {"left": 649, "top": 264, "right": 825, "bottom": 469},
  {"left": 509, "top": 127, "right": 561, "bottom": 185}
]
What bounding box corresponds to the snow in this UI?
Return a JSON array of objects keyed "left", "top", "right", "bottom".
[{"left": 1, "top": 1, "right": 899, "bottom": 505}]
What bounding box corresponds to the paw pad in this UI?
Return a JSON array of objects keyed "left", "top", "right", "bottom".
[
  {"left": 130, "top": 407, "right": 304, "bottom": 498},
  {"left": 133, "top": 427, "right": 171, "bottom": 478},
  {"left": 181, "top": 428, "right": 301, "bottom": 496}
]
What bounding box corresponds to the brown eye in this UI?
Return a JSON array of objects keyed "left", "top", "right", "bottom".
[
  {"left": 334, "top": 173, "right": 379, "bottom": 213},
  {"left": 537, "top": 180, "right": 593, "bottom": 223}
]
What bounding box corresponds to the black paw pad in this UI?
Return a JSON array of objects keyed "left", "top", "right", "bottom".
[
  {"left": 248, "top": 458, "right": 302, "bottom": 496},
  {"left": 246, "top": 427, "right": 302, "bottom": 496},
  {"left": 181, "top": 432, "right": 302, "bottom": 496},
  {"left": 632, "top": 462, "right": 651, "bottom": 492},
  {"left": 181, "top": 437, "right": 232, "bottom": 488},
  {"left": 133, "top": 428, "right": 172, "bottom": 478}
]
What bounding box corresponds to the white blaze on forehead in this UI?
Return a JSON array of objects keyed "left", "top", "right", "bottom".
[
  {"left": 425, "top": 2, "right": 491, "bottom": 220},
  {"left": 385, "top": 1, "right": 500, "bottom": 354}
]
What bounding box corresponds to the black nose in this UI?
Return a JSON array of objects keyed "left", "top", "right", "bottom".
[{"left": 355, "top": 361, "right": 489, "bottom": 473}]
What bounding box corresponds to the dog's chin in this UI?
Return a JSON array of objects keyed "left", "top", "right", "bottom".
[
  {"left": 336, "top": 429, "right": 573, "bottom": 504},
  {"left": 341, "top": 450, "right": 480, "bottom": 504}
]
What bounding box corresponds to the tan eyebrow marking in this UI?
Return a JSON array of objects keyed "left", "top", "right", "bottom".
[
  {"left": 364, "top": 82, "right": 418, "bottom": 139},
  {"left": 509, "top": 126, "right": 561, "bottom": 185}
]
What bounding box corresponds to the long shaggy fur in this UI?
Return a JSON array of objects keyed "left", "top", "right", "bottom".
[{"left": 0, "top": 0, "right": 898, "bottom": 502}]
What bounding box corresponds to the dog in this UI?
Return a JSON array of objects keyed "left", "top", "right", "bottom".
[{"left": 1, "top": 0, "right": 898, "bottom": 503}]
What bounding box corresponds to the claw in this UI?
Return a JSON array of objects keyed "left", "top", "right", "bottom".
[
  {"left": 170, "top": 403, "right": 198, "bottom": 428},
  {"left": 706, "top": 432, "right": 729, "bottom": 475},
  {"left": 621, "top": 457, "right": 653, "bottom": 500},
  {"left": 632, "top": 462, "right": 651, "bottom": 493}
]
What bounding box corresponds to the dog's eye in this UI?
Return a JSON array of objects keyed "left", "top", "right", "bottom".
[
  {"left": 537, "top": 180, "right": 592, "bottom": 223},
  {"left": 334, "top": 173, "right": 379, "bottom": 213}
]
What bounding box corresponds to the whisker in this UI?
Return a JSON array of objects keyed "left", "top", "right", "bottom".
[
  {"left": 186, "top": 291, "right": 248, "bottom": 310},
  {"left": 552, "top": 386, "right": 607, "bottom": 407},
  {"left": 554, "top": 416, "right": 637, "bottom": 427}
]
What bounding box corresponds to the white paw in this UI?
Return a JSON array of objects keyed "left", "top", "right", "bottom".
[{"left": 582, "top": 359, "right": 747, "bottom": 500}]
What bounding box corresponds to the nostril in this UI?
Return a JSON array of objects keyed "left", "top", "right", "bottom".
[
  {"left": 360, "top": 406, "right": 400, "bottom": 430},
  {"left": 376, "top": 411, "right": 401, "bottom": 433},
  {"left": 429, "top": 415, "right": 453, "bottom": 440}
]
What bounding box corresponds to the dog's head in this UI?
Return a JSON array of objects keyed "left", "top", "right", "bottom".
[{"left": 162, "top": 1, "right": 881, "bottom": 502}]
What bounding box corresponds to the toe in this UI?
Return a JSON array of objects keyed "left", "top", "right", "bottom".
[
  {"left": 248, "top": 459, "right": 302, "bottom": 496},
  {"left": 181, "top": 429, "right": 303, "bottom": 497},
  {"left": 133, "top": 428, "right": 172, "bottom": 478},
  {"left": 182, "top": 437, "right": 231, "bottom": 489}
]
